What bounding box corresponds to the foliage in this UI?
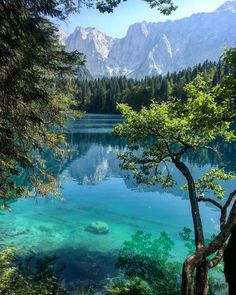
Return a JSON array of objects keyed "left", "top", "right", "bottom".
[
  {"left": 194, "top": 168, "right": 235, "bottom": 200},
  {"left": 0, "top": 246, "right": 66, "bottom": 295},
  {"left": 181, "top": 168, "right": 236, "bottom": 200},
  {"left": 77, "top": 60, "right": 224, "bottom": 113},
  {"left": 108, "top": 277, "right": 153, "bottom": 295},
  {"left": 0, "top": 1, "right": 85, "bottom": 207},
  {"left": 108, "top": 231, "right": 181, "bottom": 295},
  {"left": 114, "top": 71, "right": 235, "bottom": 188},
  {"left": 96, "top": 0, "right": 177, "bottom": 15}
]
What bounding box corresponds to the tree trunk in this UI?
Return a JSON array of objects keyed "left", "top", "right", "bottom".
[
  {"left": 181, "top": 251, "right": 209, "bottom": 295},
  {"left": 174, "top": 160, "right": 236, "bottom": 295},
  {"left": 196, "top": 260, "right": 209, "bottom": 295},
  {"left": 174, "top": 160, "right": 208, "bottom": 295},
  {"left": 181, "top": 256, "right": 195, "bottom": 295},
  {"left": 174, "top": 160, "right": 204, "bottom": 250}
]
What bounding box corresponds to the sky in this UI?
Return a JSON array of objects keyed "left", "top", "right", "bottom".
[{"left": 57, "top": 0, "right": 228, "bottom": 38}]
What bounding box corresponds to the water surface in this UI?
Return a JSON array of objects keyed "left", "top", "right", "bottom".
[{"left": 1, "top": 114, "right": 234, "bottom": 290}]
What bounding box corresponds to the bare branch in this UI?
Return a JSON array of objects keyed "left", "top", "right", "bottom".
[
  {"left": 203, "top": 200, "right": 236, "bottom": 258},
  {"left": 220, "top": 189, "right": 236, "bottom": 229},
  {"left": 202, "top": 145, "right": 221, "bottom": 157},
  {"left": 197, "top": 197, "right": 223, "bottom": 210},
  {"left": 223, "top": 189, "right": 236, "bottom": 210}
]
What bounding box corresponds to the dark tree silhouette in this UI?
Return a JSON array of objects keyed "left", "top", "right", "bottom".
[{"left": 224, "top": 225, "right": 236, "bottom": 295}]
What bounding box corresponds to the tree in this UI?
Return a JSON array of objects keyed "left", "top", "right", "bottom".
[
  {"left": 0, "top": 0, "right": 178, "bottom": 207},
  {"left": 114, "top": 48, "right": 236, "bottom": 295},
  {"left": 0, "top": 0, "right": 88, "bottom": 207}
]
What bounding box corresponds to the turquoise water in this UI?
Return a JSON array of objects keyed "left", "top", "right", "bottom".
[{"left": 1, "top": 114, "right": 235, "bottom": 290}]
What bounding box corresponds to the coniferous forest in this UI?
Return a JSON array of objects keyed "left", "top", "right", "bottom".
[{"left": 77, "top": 60, "right": 225, "bottom": 113}]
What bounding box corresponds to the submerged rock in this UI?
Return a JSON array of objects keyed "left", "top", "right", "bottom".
[{"left": 86, "top": 221, "right": 109, "bottom": 234}]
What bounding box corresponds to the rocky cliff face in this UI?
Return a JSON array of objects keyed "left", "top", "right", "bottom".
[
  {"left": 66, "top": 27, "right": 116, "bottom": 77},
  {"left": 64, "top": 1, "right": 236, "bottom": 78}
]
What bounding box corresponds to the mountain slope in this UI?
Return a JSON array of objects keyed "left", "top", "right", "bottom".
[{"left": 65, "top": 1, "right": 236, "bottom": 78}]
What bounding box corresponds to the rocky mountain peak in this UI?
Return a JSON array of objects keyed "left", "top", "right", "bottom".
[
  {"left": 216, "top": 0, "right": 236, "bottom": 13},
  {"left": 66, "top": 26, "right": 115, "bottom": 62},
  {"left": 126, "top": 21, "right": 152, "bottom": 38},
  {"left": 65, "top": 1, "right": 236, "bottom": 78}
]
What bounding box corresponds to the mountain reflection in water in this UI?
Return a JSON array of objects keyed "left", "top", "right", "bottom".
[
  {"left": 1, "top": 114, "right": 235, "bottom": 290},
  {"left": 64, "top": 114, "right": 236, "bottom": 198}
]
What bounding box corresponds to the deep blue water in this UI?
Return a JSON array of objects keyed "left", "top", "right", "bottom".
[{"left": 1, "top": 114, "right": 235, "bottom": 291}]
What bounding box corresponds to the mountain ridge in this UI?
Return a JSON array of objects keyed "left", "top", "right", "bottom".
[{"left": 64, "top": 1, "right": 236, "bottom": 78}]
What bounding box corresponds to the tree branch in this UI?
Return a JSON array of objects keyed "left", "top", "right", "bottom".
[
  {"left": 208, "top": 246, "right": 225, "bottom": 269},
  {"left": 223, "top": 189, "right": 236, "bottom": 210},
  {"left": 203, "top": 200, "right": 236, "bottom": 258},
  {"left": 197, "top": 197, "right": 223, "bottom": 210},
  {"left": 150, "top": 127, "right": 176, "bottom": 160},
  {"left": 220, "top": 189, "right": 236, "bottom": 229},
  {"left": 202, "top": 145, "right": 221, "bottom": 157}
]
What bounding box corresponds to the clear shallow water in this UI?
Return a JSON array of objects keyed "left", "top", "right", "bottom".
[{"left": 1, "top": 114, "right": 235, "bottom": 290}]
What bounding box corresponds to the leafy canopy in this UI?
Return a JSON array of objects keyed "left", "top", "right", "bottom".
[
  {"left": 114, "top": 65, "right": 236, "bottom": 190},
  {"left": 96, "top": 0, "right": 177, "bottom": 14}
]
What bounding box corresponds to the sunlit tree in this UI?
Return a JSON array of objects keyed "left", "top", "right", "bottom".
[{"left": 114, "top": 48, "right": 236, "bottom": 295}]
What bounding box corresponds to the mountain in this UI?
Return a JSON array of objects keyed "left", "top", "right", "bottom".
[
  {"left": 58, "top": 29, "right": 69, "bottom": 45},
  {"left": 66, "top": 27, "right": 116, "bottom": 77},
  {"left": 75, "top": 65, "right": 93, "bottom": 80},
  {"left": 65, "top": 1, "right": 236, "bottom": 78}
]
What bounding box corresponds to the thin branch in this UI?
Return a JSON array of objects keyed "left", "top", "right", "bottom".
[
  {"left": 162, "top": 137, "right": 176, "bottom": 160},
  {"left": 203, "top": 200, "right": 236, "bottom": 258},
  {"left": 150, "top": 127, "right": 176, "bottom": 160},
  {"left": 223, "top": 189, "right": 236, "bottom": 210},
  {"left": 220, "top": 189, "right": 236, "bottom": 229},
  {"left": 202, "top": 145, "right": 221, "bottom": 157},
  {"left": 197, "top": 197, "right": 223, "bottom": 210},
  {"left": 136, "top": 154, "right": 170, "bottom": 165}
]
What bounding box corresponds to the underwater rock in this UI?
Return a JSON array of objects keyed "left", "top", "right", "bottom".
[{"left": 86, "top": 221, "right": 109, "bottom": 234}]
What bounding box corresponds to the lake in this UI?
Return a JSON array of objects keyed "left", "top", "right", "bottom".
[{"left": 1, "top": 114, "right": 235, "bottom": 292}]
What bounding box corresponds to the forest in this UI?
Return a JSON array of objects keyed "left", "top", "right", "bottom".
[{"left": 77, "top": 60, "right": 225, "bottom": 113}]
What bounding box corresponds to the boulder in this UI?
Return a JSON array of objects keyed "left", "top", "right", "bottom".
[{"left": 86, "top": 221, "right": 109, "bottom": 234}]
